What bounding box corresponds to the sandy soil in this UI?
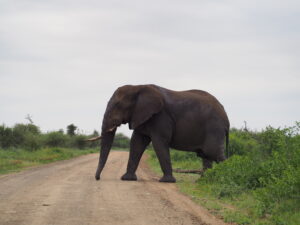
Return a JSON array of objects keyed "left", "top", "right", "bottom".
[{"left": 0, "top": 151, "right": 227, "bottom": 225}]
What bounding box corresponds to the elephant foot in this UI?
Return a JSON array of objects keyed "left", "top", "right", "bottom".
[
  {"left": 121, "top": 173, "right": 137, "bottom": 181},
  {"left": 159, "top": 175, "right": 176, "bottom": 183}
]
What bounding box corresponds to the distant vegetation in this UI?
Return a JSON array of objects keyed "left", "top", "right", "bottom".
[
  {"left": 148, "top": 122, "right": 300, "bottom": 225},
  {"left": 0, "top": 123, "right": 130, "bottom": 174},
  {"left": 0, "top": 123, "right": 130, "bottom": 150}
]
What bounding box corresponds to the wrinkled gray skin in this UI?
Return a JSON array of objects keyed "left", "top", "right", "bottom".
[{"left": 95, "top": 84, "right": 229, "bottom": 183}]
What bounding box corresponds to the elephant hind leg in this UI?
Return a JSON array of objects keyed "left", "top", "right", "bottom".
[
  {"left": 196, "top": 150, "right": 213, "bottom": 171},
  {"left": 202, "top": 158, "right": 213, "bottom": 170},
  {"left": 202, "top": 134, "right": 226, "bottom": 163}
]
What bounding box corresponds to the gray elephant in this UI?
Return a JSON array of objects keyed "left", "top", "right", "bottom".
[{"left": 92, "top": 84, "right": 229, "bottom": 182}]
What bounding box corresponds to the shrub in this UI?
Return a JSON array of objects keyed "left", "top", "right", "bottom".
[
  {"left": 254, "top": 148, "right": 300, "bottom": 213},
  {"left": 199, "top": 122, "right": 300, "bottom": 221},
  {"left": 70, "top": 135, "right": 87, "bottom": 149},
  {"left": 12, "top": 126, "right": 26, "bottom": 147},
  {"left": 0, "top": 124, "right": 42, "bottom": 150},
  {"left": 228, "top": 131, "right": 259, "bottom": 156},
  {"left": 13, "top": 123, "right": 41, "bottom": 135},
  {"left": 257, "top": 126, "right": 289, "bottom": 155},
  {"left": 23, "top": 133, "right": 42, "bottom": 151},
  {"left": 201, "top": 155, "right": 263, "bottom": 197},
  {"left": 0, "top": 125, "right": 14, "bottom": 148},
  {"left": 112, "top": 133, "right": 130, "bottom": 149},
  {"left": 43, "top": 131, "right": 68, "bottom": 147}
]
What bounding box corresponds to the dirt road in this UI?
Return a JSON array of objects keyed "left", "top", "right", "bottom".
[{"left": 0, "top": 151, "right": 226, "bottom": 225}]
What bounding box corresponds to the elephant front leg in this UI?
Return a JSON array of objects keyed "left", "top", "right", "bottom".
[
  {"left": 121, "top": 131, "right": 150, "bottom": 181},
  {"left": 152, "top": 138, "right": 176, "bottom": 183}
]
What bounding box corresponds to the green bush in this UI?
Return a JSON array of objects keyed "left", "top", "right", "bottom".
[
  {"left": 254, "top": 149, "right": 300, "bottom": 213},
  {"left": 12, "top": 126, "right": 26, "bottom": 147},
  {"left": 70, "top": 135, "right": 87, "bottom": 149},
  {"left": 228, "top": 130, "right": 259, "bottom": 156},
  {"left": 0, "top": 125, "right": 14, "bottom": 148},
  {"left": 23, "top": 133, "right": 42, "bottom": 151},
  {"left": 198, "top": 122, "right": 300, "bottom": 222},
  {"left": 112, "top": 133, "right": 130, "bottom": 149},
  {"left": 257, "top": 126, "right": 289, "bottom": 155},
  {"left": 43, "top": 131, "right": 69, "bottom": 147},
  {"left": 201, "top": 155, "right": 263, "bottom": 197},
  {"left": 0, "top": 124, "right": 42, "bottom": 150},
  {"left": 13, "top": 123, "right": 41, "bottom": 135}
]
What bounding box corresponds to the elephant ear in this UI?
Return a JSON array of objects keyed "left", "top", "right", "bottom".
[{"left": 130, "top": 87, "right": 164, "bottom": 129}]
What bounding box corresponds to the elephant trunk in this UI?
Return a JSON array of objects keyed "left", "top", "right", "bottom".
[{"left": 95, "top": 128, "right": 116, "bottom": 180}]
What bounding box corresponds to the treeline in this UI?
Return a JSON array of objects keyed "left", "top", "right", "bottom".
[{"left": 0, "top": 123, "right": 130, "bottom": 150}]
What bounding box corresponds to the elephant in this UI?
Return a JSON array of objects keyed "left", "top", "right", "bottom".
[{"left": 93, "top": 84, "right": 229, "bottom": 183}]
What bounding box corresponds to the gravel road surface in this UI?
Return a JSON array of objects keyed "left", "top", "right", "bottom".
[{"left": 0, "top": 151, "right": 226, "bottom": 225}]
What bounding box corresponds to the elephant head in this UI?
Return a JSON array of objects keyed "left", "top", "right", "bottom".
[{"left": 95, "top": 85, "right": 164, "bottom": 180}]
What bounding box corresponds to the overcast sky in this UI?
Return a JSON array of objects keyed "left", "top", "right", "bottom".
[{"left": 0, "top": 0, "right": 299, "bottom": 136}]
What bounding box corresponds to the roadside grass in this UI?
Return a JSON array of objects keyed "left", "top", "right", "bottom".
[
  {"left": 0, "top": 148, "right": 98, "bottom": 174},
  {"left": 147, "top": 149, "right": 300, "bottom": 225}
]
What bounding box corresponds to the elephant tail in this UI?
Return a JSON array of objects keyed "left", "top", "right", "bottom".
[{"left": 225, "top": 129, "right": 229, "bottom": 158}]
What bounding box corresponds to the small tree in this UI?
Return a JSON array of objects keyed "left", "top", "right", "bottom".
[
  {"left": 93, "top": 130, "right": 100, "bottom": 136},
  {"left": 67, "top": 124, "right": 77, "bottom": 136}
]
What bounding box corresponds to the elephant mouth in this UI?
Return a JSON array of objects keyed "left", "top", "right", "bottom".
[{"left": 107, "top": 120, "right": 127, "bottom": 132}]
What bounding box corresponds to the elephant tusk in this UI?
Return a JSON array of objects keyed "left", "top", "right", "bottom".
[
  {"left": 107, "top": 127, "right": 117, "bottom": 132},
  {"left": 86, "top": 136, "right": 102, "bottom": 141}
]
